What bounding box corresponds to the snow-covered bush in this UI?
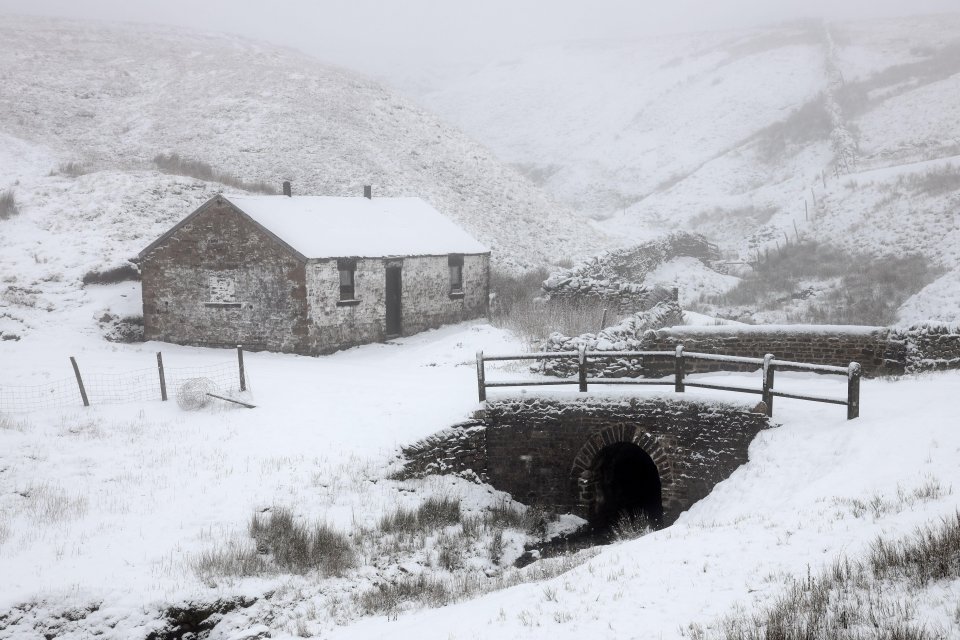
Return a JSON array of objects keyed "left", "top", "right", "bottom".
[
  {"left": 0, "top": 189, "right": 19, "bottom": 220},
  {"left": 154, "top": 153, "right": 277, "bottom": 194}
]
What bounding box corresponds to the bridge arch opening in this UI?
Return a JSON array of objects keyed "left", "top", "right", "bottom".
[{"left": 591, "top": 442, "right": 662, "bottom": 530}]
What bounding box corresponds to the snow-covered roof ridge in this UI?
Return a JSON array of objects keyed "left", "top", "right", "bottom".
[{"left": 227, "top": 195, "right": 489, "bottom": 259}]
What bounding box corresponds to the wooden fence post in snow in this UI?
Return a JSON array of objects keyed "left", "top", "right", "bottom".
[
  {"left": 476, "top": 351, "right": 486, "bottom": 402},
  {"left": 578, "top": 344, "right": 588, "bottom": 393},
  {"left": 674, "top": 345, "right": 685, "bottom": 393},
  {"left": 157, "top": 352, "right": 167, "bottom": 401},
  {"left": 237, "top": 345, "right": 246, "bottom": 392},
  {"left": 70, "top": 356, "right": 89, "bottom": 407},
  {"left": 847, "top": 362, "right": 861, "bottom": 420},
  {"left": 762, "top": 354, "right": 775, "bottom": 418}
]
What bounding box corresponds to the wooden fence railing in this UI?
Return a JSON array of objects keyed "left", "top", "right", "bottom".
[{"left": 475, "top": 345, "right": 861, "bottom": 420}]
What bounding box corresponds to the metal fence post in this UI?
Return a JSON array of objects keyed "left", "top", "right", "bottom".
[
  {"left": 847, "top": 362, "right": 861, "bottom": 420},
  {"left": 237, "top": 345, "right": 246, "bottom": 392},
  {"left": 157, "top": 352, "right": 167, "bottom": 401},
  {"left": 674, "top": 345, "right": 685, "bottom": 393},
  {"left": 762, "top": 354, "right": 775, "bottom": 417},
  {"left": 476, "top": 350, "right": 486, "bottom": 402},
  {"left": 69, "top": 356, "right": 90, "bottom": 407},
  {"left": 578, "top": 344, "right": 588, "bottom": 392}
]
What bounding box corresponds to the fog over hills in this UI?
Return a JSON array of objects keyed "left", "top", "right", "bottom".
[
  {"left": 0, "top": 15, "right": 604, "bottom": 278},
  {"left": 413, "top": 16, "right": 960, "bottom": 319}
]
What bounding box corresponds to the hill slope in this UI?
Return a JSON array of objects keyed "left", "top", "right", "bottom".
[
  {"left": 0, "top": 15, "right": 603, "bottom": 279},
  {"left": 415, "top": 16, "right": 960, "bottom": 320}
]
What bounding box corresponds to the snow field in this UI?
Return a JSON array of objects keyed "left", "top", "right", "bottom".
[{"left": 1, "top": 320, "right": 958, "bottom": 638}]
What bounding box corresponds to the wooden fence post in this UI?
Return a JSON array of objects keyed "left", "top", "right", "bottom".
[
  {"left": 476, "top": 351, "right": 486, "bottom": 402},
  {"left": 69, "top": 356, "right": 89, "bottom": 407},
  {"left": 762, "top": 354, "right": 775, "bottom": 417},
  {"left": 578, "top": 345, "right": 588, "bottom": 393},
  {"left": 157, "top": 352, "right": 167, "bottom": 401},
  {"left": 674, "top": 345, "right": 685, "bottom": 393},
  {"left": 847, "top": 362, "right": 861, "bottom": 420},
  {"left": 237, "top": 345, "right": 246, "bottom": 392}
]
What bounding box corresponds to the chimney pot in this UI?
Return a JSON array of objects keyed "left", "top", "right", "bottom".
[
  {"left": 282, "top": 181, "right": 292, "bottom": 197},
  {"left": 363, "top": 185, "right": 372, "bottom": 199}
]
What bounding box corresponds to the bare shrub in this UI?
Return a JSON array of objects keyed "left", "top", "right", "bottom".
[
  {"left": 154, "top": 153, "right": 277, "bottom": 194},
  {"left": 704, "top": 241, "right": 942, "bottom": 325},
  {"left": 379, "top": 496, "right": 461, "bottom": 533},
  {"left": 754, "top": 96, "right": 832, "bottom": 161},
  {"left": 0, "top": 189, "right": 19, "bottom": 220},
  {"left": 611, "top": 511, "right": 654, "bottom": 541},
  {"left": 705, "top": 514, "right": 960, "bottom": 639},
  {"left": 487, "top": 499, "right": 538, "bottom": 531},
  {"left": 194, "top": 539, "right": 265, "bottom": 578},
  {"left": 249, "top": 507, "right": 354, "bottom": 576},
  {"left": 897, "top": 164, "right": 960, "bottom": 196},
  {"left": 81, "top": 264, "right": 140, "bottom": 285},
  {"left": 870, "top": 511, "right": 960, "bottom": 586},
  {"left": 489, "top": 267, "right": 606, "bottom": 344},
  {"left": 354, "top": 550, "right": 598, "bottom": 617},
  {"left": 53, "top": 161, "right": 89, "bottom": 177}
]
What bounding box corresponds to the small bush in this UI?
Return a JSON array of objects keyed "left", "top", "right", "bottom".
[
  {"left": 82, "top": 263, "right": 140, "bottom": 285},
  {"left": 611, "top": 511, "right": 654, "bottom": 541},
  {"left": 897, "top": 164, "right": 960, "bottom": 196},
  {"left": 379, "top": 496, "right": 462, "bottom": 533},
  {"left": 0, "top": 190, "right": 19, "bottom": 220},
  {"left": 489, "top": 268, "right": 607, "bottom": 344},
  {"left": 154, "top": 153, "right": 277, "bottom": 194},
  {"left": 53, "top": 161, "right": 89, "bottom": 177},
  {"left": 249, "top": 507, "right": 354, "bottom": 576},
  {"left": 704, "top": 241, "right": 942, "bottom": 325},
  {"left": 870, "top": 511, "right": 960, "bottom": 586}
]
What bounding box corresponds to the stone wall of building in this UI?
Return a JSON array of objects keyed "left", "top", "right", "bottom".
[
  {"left": 303, "top": 254, "right": 488, "bottom": 352},
  {"left": 141, "top": 198, "right": 310, "bottom": 353},
  {"left": 143, "top": 197, "right": 489, "bottom": 355}
]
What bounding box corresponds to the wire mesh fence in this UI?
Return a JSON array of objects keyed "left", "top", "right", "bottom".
[{"left": 0, "top": 349, "right": 249, "bottom": 413}]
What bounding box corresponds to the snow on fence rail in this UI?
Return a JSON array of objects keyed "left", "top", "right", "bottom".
[
  {"left": 0, "top": 346, "right": 249, "bottom": 413},
  {"left": 476, "top": 345, "right": 861, "bottom": 420}
]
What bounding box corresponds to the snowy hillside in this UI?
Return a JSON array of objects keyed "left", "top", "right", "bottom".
[
  {"left": 0, "top": 15, "right": 603, "bottom": 280},
  {"left": 414, "top": 16, "right": 960, "bottom": 319}
]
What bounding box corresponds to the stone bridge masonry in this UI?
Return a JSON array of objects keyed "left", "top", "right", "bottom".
[{"left": 399, "top": 395, "right": 770, "bottom": 528}]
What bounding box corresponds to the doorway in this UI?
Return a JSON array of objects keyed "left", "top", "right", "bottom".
[{"left": 385, "top": 265, "right": 402, "bottom": 337}]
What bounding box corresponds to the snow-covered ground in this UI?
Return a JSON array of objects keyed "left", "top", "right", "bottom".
[{"left": 1, "top": 313, "right": 958, "bottom": 638}]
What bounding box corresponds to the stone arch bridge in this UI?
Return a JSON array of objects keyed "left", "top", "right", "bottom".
[{"left": 400, "top": 396, "right": 770, "bottom": 527}]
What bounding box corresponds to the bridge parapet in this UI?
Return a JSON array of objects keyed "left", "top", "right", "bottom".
[{"left": 398, "top": 395, "right": 770, "bottom": 527}]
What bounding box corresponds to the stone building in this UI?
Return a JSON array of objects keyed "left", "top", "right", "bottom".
[{"left": 139, "top": 188, "right": 490, "bottom": 354}]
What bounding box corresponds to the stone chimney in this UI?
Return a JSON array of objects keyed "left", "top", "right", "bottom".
[
  {"left": 282, "top": 181, "right": 292, "bottom": 197},
  {"left": 363, "top": 185, "right": 372, "bottom": 199}
]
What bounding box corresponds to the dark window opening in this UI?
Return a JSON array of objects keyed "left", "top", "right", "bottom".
[
  {"left": 448, "top": 254, "right": 464, "bottom": 293},
  {"left": 338, "top": 258, "right": 357, "bottom": 301},
  {"left": 591, "top": 442, "right": 662, "bottom": 531}
]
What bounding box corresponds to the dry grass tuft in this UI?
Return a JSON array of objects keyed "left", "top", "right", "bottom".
[
  {"left": 0, "top": 189, "right": 20, "bottom": 220},
  {"left": 154, "top": 153, "right": 277, "bottom": 194}
]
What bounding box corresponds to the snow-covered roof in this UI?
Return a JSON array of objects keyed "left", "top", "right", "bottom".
[{"left": 227, "top": 195, "right": 488, "bottom": 259}]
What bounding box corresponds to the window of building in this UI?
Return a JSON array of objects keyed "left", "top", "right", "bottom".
[
  {"left": 338, "top": 258, "right": 357, "bottom": 301},
  {"left": 448, "top": 254, "right": 464, "bottom": 294},
  {"left": 207, "top": 275, "right": 239, "bottom": 306}
]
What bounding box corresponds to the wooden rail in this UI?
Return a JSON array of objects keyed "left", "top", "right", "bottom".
[{"left": 475, "top": 345, "right": 861, "bottom": 420}]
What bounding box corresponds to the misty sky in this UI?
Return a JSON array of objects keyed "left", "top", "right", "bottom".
[{"left": 2, "top": 0, "right": 958, "bottom": 84}]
